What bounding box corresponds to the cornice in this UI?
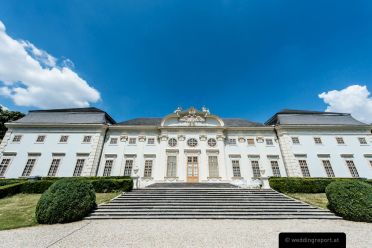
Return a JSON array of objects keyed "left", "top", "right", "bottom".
[
  {"left": 5, "top": 122, "right": 108, "bottom": 129},
  {"left": 275, "top": 124, "right": 372, "bottom": 131}
]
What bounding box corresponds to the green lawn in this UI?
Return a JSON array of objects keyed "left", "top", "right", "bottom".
[
  {"left": 0, "top": 192, "right": 120, "bottom": 231},
  {"left": 286, "top": 193, "right": 329, "bottom": 209}
]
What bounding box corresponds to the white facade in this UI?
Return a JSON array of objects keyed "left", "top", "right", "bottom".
[{"left": 0, "top": 107, "right": 371, "bottom": 187}]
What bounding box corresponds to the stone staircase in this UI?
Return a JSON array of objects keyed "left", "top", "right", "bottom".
[{"left": 86, "top": 183, "right": 340, "bottom": 219}]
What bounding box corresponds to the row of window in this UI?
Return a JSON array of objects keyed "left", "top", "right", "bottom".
[
  {"left": 12, "top": 135, "right": 92, "bottom": 144},
  {"left": 0, "top": 155, "right": 88, "bottom": 177},
  {"left": 292, "top": 136, "right": 368, "bottom": 145},
  {"left": 297, "top": 158, "right": 360, "bottom": 178}
]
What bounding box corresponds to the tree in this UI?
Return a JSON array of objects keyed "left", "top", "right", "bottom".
[{"left": 0, "top": 106, "right": 25, "bottom": 139}]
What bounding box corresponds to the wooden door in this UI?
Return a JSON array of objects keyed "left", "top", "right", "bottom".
[{"left": 187, "top": 156, "right": 199, "bottom": 182}]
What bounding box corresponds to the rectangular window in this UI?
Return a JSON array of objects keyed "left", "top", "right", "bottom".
[
  {"left": 0, "top": 158, "right": 12, "bottom": 177},
  {"left": 59, "top": 135, "right": 69, "bottom": 143},
  {"left": 322, "top": 160, "right": 335, "bottom": 177},
  {"left": 251, "top": 160, "right": 261, "bottom": 178},
  {"left": 144, "top": 160, "right": 153, "bottom": 178},
  {"left": 129, "top": 138, "right": 136, "bottom": 144},
  {"left": 73, "top": 159, "right": 85, "bottom": 176},
  {"left": 291, "top": 137, "right": 300, "bottom": 144},
  {"left": 298, "top": 160, "right": 310, "bottom": 177},
  {"left": 103, "top": 159, "right": 113, "bottom": 176},
  {"left": 83, "top": 136, "right": 92, "bottom": 143},
  {"left": 36, "top": 135, "right": 46, "bottom": 143},
  {"left": 247, "top": 138, "right": 255, "bottom": 145},
  {"left": 358, "top": 137, "right": 367, "bottom": 145},
  {"left": 110, "top": 138, "right": 118, "bottom": 145},
  {"left": 346, "top": 160, "right": 359, "bottom": 178},
  {"left": 147, "top": 138, "right": 155, "bottom": 145},
  {"left": 265, "top": 139, "right": 273, "bottom": 145},
  {"left": 336, "top": 137, "right": 344, "bottom": 144},
  {"left": 232, "top": 160, "right": 241, "bottom": 177},
  {"left": 12, "top": 135, "right": 22, "bottom": 142},
  {"left": 22, "top": 158, "right": 36, "bottom": 177},
  {"left": 48, "top": 158, "right": 61, "bottom": 177},
  {"left": 270, "top": 160, "right": 281, "bottom": 177},
  {"left": 124, "top": 160, "right": 133, "bottom": 176},
  {"left": 228, "top": 138, "right": 237, "bottom": 145},
  {"left": 208, "top": 156, "right": 219, "bottom": 178},
  {"left": 314, "top": 137, "right": 322, "bottom": 144},
  {"left": 166, "top": 156, "right": 177, "bottom": 177}
]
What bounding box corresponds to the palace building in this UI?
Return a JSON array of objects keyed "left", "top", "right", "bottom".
[{"left": 0, "top": 106, "right": 371, "bottom": 187}]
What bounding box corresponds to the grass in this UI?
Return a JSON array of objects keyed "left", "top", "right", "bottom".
[
  {"left": 0, "top": 192, "right": 121, "bottom": 231},
  {"left": 286, "top": 193, "right": 329, "bottom": 209}
]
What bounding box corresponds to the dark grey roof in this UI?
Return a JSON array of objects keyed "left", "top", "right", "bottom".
[
  {"left": 118, "top": 118, "right": 162, "bottom": 126},
  {"left": 117, "top": 117, "right": 263, "bottom": 127},
  {"left": 265, "top": 109, "right": 367, "bottom": 126},
  {"left": 222, "top": 118, "right": 264, "bottom": 127},
  {"left": 15, "top": 107, "right": 116, "bottom": 124}
]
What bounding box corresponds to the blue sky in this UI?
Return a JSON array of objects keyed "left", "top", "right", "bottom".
[{"left": 0, "top": 0, "right": 372, "bottom": 123}]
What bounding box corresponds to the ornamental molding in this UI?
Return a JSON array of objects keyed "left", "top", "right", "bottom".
[{"left": 174, "top": 106, "right": 210, "bottom": 126}]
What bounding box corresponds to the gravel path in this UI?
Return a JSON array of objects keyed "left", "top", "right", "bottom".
[{"left": 0, "top": 219, "right": 371, "bottom": 248}]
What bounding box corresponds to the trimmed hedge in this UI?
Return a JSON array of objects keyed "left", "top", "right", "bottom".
[
  {"left": 91, "top": 178, "right": 133, "bottom": 193},
  {"left": 36, "top": 178, "right": 96, "bottom": 224},
  {"left": 41, "top": 176, "right": 132, "bottom": 181},
  {"left": 20, "top": 180, "right": 55, "bottom": 194},
  {"left": 269, "top": 177, "right": 367, "bottom": 193},
  {"left": 0, "top": 182, "right": 25, "bottom": 198},
  {"left": 326, "top": 181, "right": 372, "bottom": 222},
  {"left": 0, "top": 179, "right": 24, "bottom": 186}
]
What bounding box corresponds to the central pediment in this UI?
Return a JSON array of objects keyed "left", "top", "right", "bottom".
[{"left": 161, "top": 106, "right": 224, "bottom": 127}]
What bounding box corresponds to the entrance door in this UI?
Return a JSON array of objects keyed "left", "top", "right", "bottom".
[{"left": 187, "top": 156, "right": 199, "bottom": 182}]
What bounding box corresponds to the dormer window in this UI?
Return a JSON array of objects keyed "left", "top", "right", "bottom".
[
  {"left": 83, "top": 136, "right": 92, "bottom": 143},
  {"left": 336, "top": 137, "right": 344, "bottom": 144},
  {"left": 358, "top": 137, "right": 367, "bottom": 145},
  {"left": 228, "top": 138, "right": 236, "bottom": 145},
  {"left": 129, "top": 138, "right": 136, "bottom": 145},
  {"left": 265, "top": 139, "right": 273, "bottom": 145},
  {"left": 12, "top": 135, "right": 22, "bottom": 143},
  {"left": 59, "top": 135, "right": 69, "bottom": 143},
  {"left": 314, "top": 137, "right": 322, "bottom": 144},
  {"left": 291, "top": 137, "right": 300, "bottom": 144},
  {"left": 110, "top": 138, "right": 118, "bottom": 145}
]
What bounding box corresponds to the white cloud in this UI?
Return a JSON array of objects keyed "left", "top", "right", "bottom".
[
  {"left": 0, "top": 20, "right": 100, "bottom": 109},
  {"left": 319, "top": 85, "right": 372, "bottom": 123},
  {"left": 0, "top": 104, "right": 9, "bottom": 111}
]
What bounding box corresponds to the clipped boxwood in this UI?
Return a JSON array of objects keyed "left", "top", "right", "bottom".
[
  {"left": 0, "top": 179, "right": 25, "bottom": 186},
  {"left": 20, "top": 180, "right": 55, "bottom": 193},
  {"left": 36, "top": 178, "right": 96, "bottom": 224},
  {"left": 269, "top": 177, "right": 366, "bottom": 193},
  {"left": 326, "top": 180, "right": 372, "bottom": 222},
  {"left": 91, "top": 178, "right": 133, "bottom": 193},
  {"left": 0, "top": 182, "right": 25, "bottom": 199}
]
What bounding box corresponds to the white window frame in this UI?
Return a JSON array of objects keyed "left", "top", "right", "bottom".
[
  {"left": 147, "top": 138, "right": 155, "bottom": 145},
  {"left": 73, "top": 157, "right": 86, "bottom": 176},
  {"left": 321, "top": 160, "right": 335, "bottom": 177},
  {"left": 82, "top": 135, "right": 92, "bottom": 143},
  {"left": 228, "top": 138, "right": 237, "bottom": 145},
  {"left": 22, "top": 155, "right": 40, "bottom": 177},
  {"left": 168, "top": 138, "right": 178, "bottom": 147},
  {"left": 208, "top": 155, "right": 219, "bottom": 178},
  {"left": 247, "top": 138, "right": 255, "bottom": 146},
  {"left": 109, "top": 137, "right": 118, "bottom": 145},
  {"left": 35, "top": 135, "right": 46, "bottom": 143},
  {"left": 59, "top": 135, "right": 69, "bottom": 143},
  {"left": 231, "top": 159, "right": 241, "bottom": 178},
  {"left": 0, "top": 156, "right": 14, "bottom": 177},
  {"left": 128, "top": 137, "right": 136, "bottom": 145},
  {"left": 298, "top": 159, "right": 311, "bottom": 177},
  {"left": 124, "top": 159, "right": 134, "bottom": 176},
  {"left": 335, "top": 137, "right": 345, "bottom": 145},
  {"left": 103, "top": 159, "right": 114, "bottom": 176},
  {"left": 207, "top": 138, "right": 217, "bottom": 147},
  {"left": 345, "top": 159, "right": 359, "bottom": 178},
  {"left": 291, "top": 137, "right": 300, "bottom": 144},
  {"left": 313, "top": 137, "right": 322, "bottom": 144},
  {"left": 265, "top": 139, "right": 274, "bottom": 146},
  {"left": 47, "top": 156, "right": 63, "bottom": 177},
  {"left": 358, "top": 137, "right": 367, "bottom": 145},
  {"left": 12, "top": 135, "right": 22, "bottom": 143},
  {"left": 166, "top": 155, "right": 177, "bottom": 178},
  {"left": 143, "top": 159, "right": 153, "bottom": 178}
]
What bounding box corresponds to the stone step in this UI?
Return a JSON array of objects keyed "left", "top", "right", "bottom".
[
  {"left": 111, "top": 200, "right": 298, "bottom": 204},
  {"left": 93, "top": 208, "right": 330, "bottom": 213},
  {"left": 85, "top": 215, "right": 341, "bottom": 220},
  {"left": 121, "top": 194, "right": 282, "bottom": 197},
  {"left": 88, "top": 211, "right": 336, "bottom": 216},
  {"left": 98, "top": 205, "right": 315, "bottom": 209}
]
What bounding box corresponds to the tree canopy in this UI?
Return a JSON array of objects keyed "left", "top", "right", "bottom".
[{"left": 0, "top": 106, "right": 25, "bottom": 139}]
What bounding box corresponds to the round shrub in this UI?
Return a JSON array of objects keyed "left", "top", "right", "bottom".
[
  {"left": 36, "top": 178, "right": 96, "bottom": 224},
  {"left": 326, "top": 180, "right": 372, "bottom": 222}
]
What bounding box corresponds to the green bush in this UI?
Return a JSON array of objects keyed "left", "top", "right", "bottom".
[
  {"left": 20, "top": 180, "right": 55, "bottom": 193},
  {"left": 0, "top": 179, "right": 25, "bottom": 186},
  {"left": 269, "top": 177, "right": 366, "bottom": 193},
  {"left": 0, "top": 182, "right": 25, "bottom": 199},
  {"left": 41, "top": 176, "right": 131, "bottom": 181},
  {"left": 35, "top": 178, "right": 96, "bottom": 224},
  {"left": 326, "top": 181, "right": 372, "bottom": 222},
  {"left": 91, "top": 178, "right": 133, "bottom": 193}
]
